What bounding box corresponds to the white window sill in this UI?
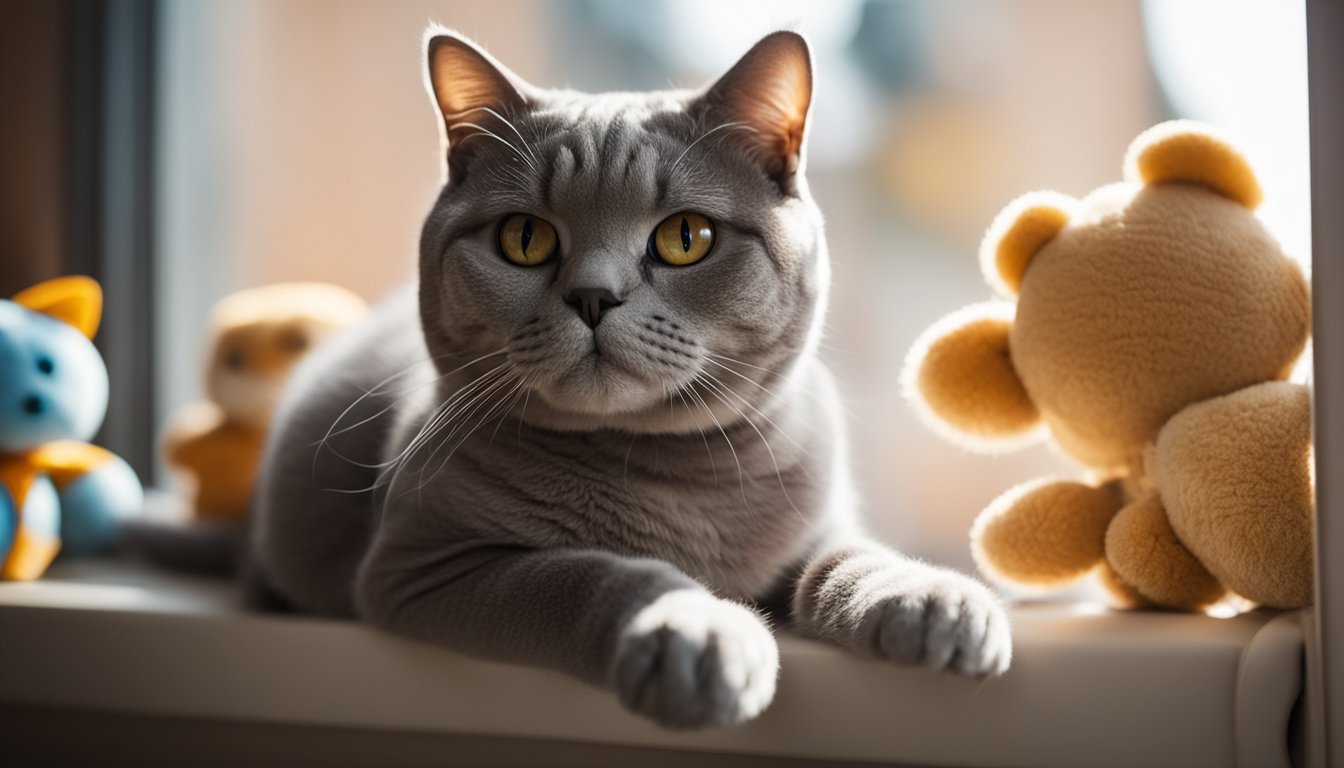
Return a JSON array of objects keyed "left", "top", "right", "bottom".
[{"left": 0, "top": 559, "right": 1305, "bottom": 768}]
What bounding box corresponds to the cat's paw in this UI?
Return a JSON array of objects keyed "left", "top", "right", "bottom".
[
  {"left": 865, "top": 566, "right": 1012, "bottom": 678},
  {"left": 613, "top": 589, "right": 779, "bottom": 729}
]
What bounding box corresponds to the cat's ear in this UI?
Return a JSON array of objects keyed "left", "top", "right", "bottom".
[
  {"left": 424, "top": 28, "right": 532, "bottom": 179},
  {"left": 695, "top": 31, "right": 813, "bottom": 194}
]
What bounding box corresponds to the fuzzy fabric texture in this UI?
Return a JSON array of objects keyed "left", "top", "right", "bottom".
[
  {"left": 907, "top": 302, "right": 1039, "bottom": 445},
  {"left": 1105, "top": 492, "right": 1227, "bottom": 610},
  {"left": 971, "top": 478, "right": 1122, "bottom": 587},
  {"left": 163, "top": 283, "right": 366, "bottom": 521},
  {"left": 1154, "top": 381, "right": 1314, "bottom": 607},
  {"left": 904, "top": 120, "right": 1314, "bottom": 610},
  {"left": 1, "top": 277, "right": 144, "bottom": 578}
]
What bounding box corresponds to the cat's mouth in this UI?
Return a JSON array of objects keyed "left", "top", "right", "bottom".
[
  {"left": 517, "top": 332, "right": 687, "bottom": 419},
  {"left": 539, "top": 351, "right": 666, "bottom": 416},
  {"left": 500, "top": 312, "right": 705, "bottom": 424}
]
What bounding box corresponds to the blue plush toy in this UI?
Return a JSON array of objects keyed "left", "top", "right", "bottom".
[{"left": 0, "top": 276, "right": 143, "bottom": 579}]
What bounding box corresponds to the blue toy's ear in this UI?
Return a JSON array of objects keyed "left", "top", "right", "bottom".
[{"left": 12, "top": 276, "right": 103, "bottom": 339}]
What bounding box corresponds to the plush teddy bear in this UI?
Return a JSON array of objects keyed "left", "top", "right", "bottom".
[
  {"left": 163, "top": 283, "right": 367, "bottom": 522},
  {"left": 903, "top": 120, "right": 1313, "bottom": 611},
  {"left": 0, "top": 276, "right": 144, "bottom": 580}
]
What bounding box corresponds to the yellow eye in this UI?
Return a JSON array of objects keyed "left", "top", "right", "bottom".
[
  {"left": 651, "top": 212, "right": 715, "bottom": 267},
  {"left": 497, "top": 213, "right": 559, "bottom": 266}
]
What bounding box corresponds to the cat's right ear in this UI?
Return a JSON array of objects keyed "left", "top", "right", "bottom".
[{"left": 424, "top": 28, "right": 532, "bottom": 179}]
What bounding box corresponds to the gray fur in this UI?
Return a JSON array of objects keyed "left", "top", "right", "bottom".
[{"left": 251, "top": 29, "right": 1010, "bottom": 729}]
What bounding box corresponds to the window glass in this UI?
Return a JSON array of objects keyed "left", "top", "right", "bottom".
[{"left": 156, "top": 0, "right": 1309, "bottom": 582}]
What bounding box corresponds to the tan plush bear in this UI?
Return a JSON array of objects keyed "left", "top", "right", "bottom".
[{"left": 904, "top": 121, "right": 1313, "bottom": 611}]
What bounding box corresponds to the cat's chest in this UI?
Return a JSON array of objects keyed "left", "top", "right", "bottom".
[{"left": 431, "top": 427, "right": 825, "bottom": 598}]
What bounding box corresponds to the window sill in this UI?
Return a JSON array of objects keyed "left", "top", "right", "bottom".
[{"left": 0, "top": 559, "right": 1305, "bottom": 768}]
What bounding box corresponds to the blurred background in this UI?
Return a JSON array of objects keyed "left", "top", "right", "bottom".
[{"left": 0, "top": 0, "right": 1310, "bottom": 579}]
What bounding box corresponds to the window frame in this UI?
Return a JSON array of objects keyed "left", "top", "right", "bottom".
[
  {"left": 1307, "top": 0, "right": 1344, "bottom": 764},
  {"left": 64, "top": 0, "right": 160, "bottom": 483}
]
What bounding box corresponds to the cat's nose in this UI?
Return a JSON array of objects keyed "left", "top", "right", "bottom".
[{"left": 564, "top": 287, "right": 623, "bottom": 329}]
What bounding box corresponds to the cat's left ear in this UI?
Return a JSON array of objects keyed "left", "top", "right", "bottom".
[
  {"left": 695, "top": 31, "right": 813, "bottom": 195},
  {"left": 424, "top": 28, "right": 533, "bottom": 179}
]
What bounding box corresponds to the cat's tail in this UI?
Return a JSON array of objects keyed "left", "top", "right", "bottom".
[
  {"left": 118, "top": 518, "right": 246, "bottom": 577},
  {"left": 118, "top": 517, "right": 296, "bottom": 612}
]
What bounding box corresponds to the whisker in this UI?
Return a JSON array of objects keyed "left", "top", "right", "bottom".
[
  {"left": 702, "top": 358, "right": 813, "bottom": 459},
  {"left": 673, "top": 386, "right": 717, "bottom": 481},
  {"left": 417, "top": 375, "right": 524, "bottom": 491},
  {"left": 368, "top": 371, "right": 505, "bottom": 495},
  {"left": 323, "top": 363, "right": 513, "bottom": 494},
  {"left": 385, "top": 364, "right": 511, "bottom": 467},
  {"left": 703, "top": 357, "right": 775, "bottom": 399},
  {"left": 448, "top": 122, "right": 538, "bottom": 174},
  {"left": 315, "top": 350, "right": 505, "bottom": 450},
  {"left": 359, "top": 364, "right": 512, "bottom": 484},
  {"left": 313, "top": 351, "right": 508, "bottom": 488},
  {"left": 415, "top": 367, "right": 519, "bottom": 469},
  {"left": 686, "top": 380, "right": 749, "bottom": 508},
  {"left": 671, "top": 121, "right": 756, "bottom": 174},
  {"left": 516, "top": 383, "right": 532, "bottom": 452},
  {"left": 699, "top": 372, "right": 805, "bottom": 522},
  {"left": 413, "top": 368, "right": 518, "bottom": 479},
  {"left": 442, "top": 105, "right": 541, "bottom": 166},
  {"left": 487, "top": 161, "right": 534, "bottom": 190},
  {"left": 488, "top": 379, "right": 529, "bottom": 449},
  {"left": 707, "top": 353, "right": 823, "bottom": 400},
  {"left": 705, "top": 352, "right": 784, "bottom": 379}
]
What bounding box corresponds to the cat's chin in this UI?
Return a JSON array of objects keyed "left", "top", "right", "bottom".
[
  {"left": 521, "top": 365, "right": 703, "bottom": 433},
  {"left": 518, "top": 396, "right": 708, "bottom": 434},
  {"left": 533, "top": 364, "right": 670, "bottom": 419}
]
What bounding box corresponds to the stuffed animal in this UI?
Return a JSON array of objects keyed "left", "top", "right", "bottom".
[
  {"left": 163, "top": 283, "right": 367, "bottom": 522},
  {"left": 0, "top": 276, "right": 144, "bottom": 580},
  {"left": 903, "top": 121, "right": 1313, "bottom": 611}
]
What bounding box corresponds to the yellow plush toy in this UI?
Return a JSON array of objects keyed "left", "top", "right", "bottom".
[
  {"left": 164, "top": 283, "right": 367, "bottom": 522},
  {"left": 904, "top": 121, "right": 1313, "bottom": 611}
]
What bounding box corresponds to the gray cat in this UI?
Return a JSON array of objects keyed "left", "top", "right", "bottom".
[{"left": 251, "top": 27, "right": 1011, "bottom": 729}]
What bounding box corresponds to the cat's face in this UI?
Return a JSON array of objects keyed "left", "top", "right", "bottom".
[{"left": 418, "top": 30, "right": 826, "bottom": 433}]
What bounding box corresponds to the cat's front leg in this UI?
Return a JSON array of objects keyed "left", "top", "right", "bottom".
[
  {"left": 356, "top": 539, "right": 778, "bottom": 729},
  {"left": 791, "top": 540, "right": 1012, "bottom": 677}
]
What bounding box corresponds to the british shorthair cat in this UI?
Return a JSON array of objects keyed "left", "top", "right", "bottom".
[{"left": 251, "top": 28, "right": 1011, "bottom": 729}]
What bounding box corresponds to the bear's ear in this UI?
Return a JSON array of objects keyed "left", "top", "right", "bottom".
[
  {"left": 12, "top": 276, "right": 103, "bottom": 339},
  {"left": 1123, "top": 120, "right": 1262, "bottom": 209},
  {"left": 902, "top": 302, "right": 1042, "bottom": 452},
  {"left": 979, "top": 191, "right": 1076, "bottom": 296}
]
